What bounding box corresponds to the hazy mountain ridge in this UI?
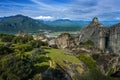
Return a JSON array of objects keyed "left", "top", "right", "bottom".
[{"left": 42, "top": 19, "right": 120, "bottom": 27}]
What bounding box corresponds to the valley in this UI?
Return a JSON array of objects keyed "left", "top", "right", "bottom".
[{"left": 0, "top": 15, "right": 120, "bottom": 80}]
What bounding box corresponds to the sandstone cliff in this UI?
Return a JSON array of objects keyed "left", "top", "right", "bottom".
[{"left": 79, "top": 17, "right": 120, "bottom": 54}]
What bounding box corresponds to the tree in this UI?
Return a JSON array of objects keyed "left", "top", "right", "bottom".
[
  {"left": 0, "top": 44, "right": 13, "bottom": 55},
  {"left": 0, "top": 55, "right": 33, "bottom": 80}
]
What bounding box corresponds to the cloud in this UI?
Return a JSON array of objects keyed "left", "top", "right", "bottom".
[
  {"left": 34, "top": 16, "right": 54, "bottom": 20},
  {"left": 0, "top": 0, "right": 120, "bottom": 20}
]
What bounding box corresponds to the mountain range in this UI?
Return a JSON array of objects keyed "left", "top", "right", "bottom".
[{"left": 0, "top": 15, "right": 120, "bottom": 34}]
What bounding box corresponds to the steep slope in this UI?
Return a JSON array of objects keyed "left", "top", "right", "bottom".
[
  {"left": 79, "top": 17, "right": 120, "bottom": 54},
  {"left": 109, "top": 23, "right": 120, "bottom": 54}
]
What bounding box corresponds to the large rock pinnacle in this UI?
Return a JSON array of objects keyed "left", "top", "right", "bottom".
[{"left": 92, "top": 17, "right": 99, "bottom": 23}]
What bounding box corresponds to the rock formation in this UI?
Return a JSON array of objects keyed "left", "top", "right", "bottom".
[
  {"left": 109, "top": 23, "right": 120, "bottom": 54},
  {"left": 79, "top": 17, "right": 120, "bottom": 54},
  {"left": 53, "top": 17, "right": 120, "bottom": 78},
  {"left": 55, "top": 33, "right": 79, "bottom": 49}
]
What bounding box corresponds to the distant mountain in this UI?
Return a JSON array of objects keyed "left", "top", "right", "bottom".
[
  {"left": 0, "top": 15, "right": 50, "bottom": 34},
  {"left": 43, "top": 19, "right": 86, "bottom": 27},
  {"left": 1, "top": 15, "right": 119, "bottom": 34},
  {"left": 42, "top": 19, "right": 120, "bottom": 27},
  {"left": 101, "top": 21, "right": 120, "bottom": 26}
]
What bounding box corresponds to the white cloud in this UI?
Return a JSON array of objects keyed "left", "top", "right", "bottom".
[
  {"left": 116, "top": 17, "right": 120, "bottom": 20},
  {"left": 34, "top": 16, "right": 54, "bottom": 20}
]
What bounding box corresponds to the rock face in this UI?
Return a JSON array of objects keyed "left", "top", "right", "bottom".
[
  {"left": 109, "top": 24, "right": 120, "bottom": 54},
  {"left": 55, "top": 33, "right": 79, "bottom": 49},
  {"left": 79, "top": 17, "right": 120, "bottom": 54}
]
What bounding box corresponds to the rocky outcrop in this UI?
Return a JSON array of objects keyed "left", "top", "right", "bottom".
[
  {"left": 55, "top": 33, "right": 79, "bottom": 49},
  {"left": 109, "top": 23, "right": 120, "bottom": 54},
  {"left": 79, "top": 17, "right": 120, "bottom": 54}
]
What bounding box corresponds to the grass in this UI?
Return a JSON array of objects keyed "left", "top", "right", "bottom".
[
  {"left": 34, "top": 62, "right": 49, "bottom": 67},
  {"left": 43, "top": 47, "right": 84, "bottom": 75},
  {"left": 77, "top": 53, "right": 97, "bottom": 70},
  {"left": 44, "top": 47, "right": 81, "bottom": 64},
  {"left": 0, "top": 41, "right": 5, "bottom": 45},
  {"left": 107, "top": 68, "right": 115, "bottom": 76}
]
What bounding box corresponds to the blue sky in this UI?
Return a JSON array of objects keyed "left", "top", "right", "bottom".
[{"left": 0, "top": 0, "right": 120, "bottom": 21}]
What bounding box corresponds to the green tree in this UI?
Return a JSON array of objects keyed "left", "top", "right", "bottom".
[
  {"left": 0, "top": 55, "right": 33, "bottom": 80},
  {"left": 0, "top": 44, "right": 13, "bottom": 55}
]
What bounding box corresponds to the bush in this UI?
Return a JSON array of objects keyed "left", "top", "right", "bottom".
[
  {"left": 32, "top": 74, "right": 42, "bottom": 80},
  {"left": 92, "top": 54, "right": 100, "bottom": 60},
  {"left": 0, "top": 33, "right": 15, "bottom": 42},
  {"left": 11, "top": 44, "right": 33, "bottom": 52},
  {"left": 0, "top": 55, "right": 33, "bottom": 80},
  {"left": 0, "top": 44, "right": 13, "bottom": 55},
  {"left": 77, "top": 53, "right": 97, "bottom": 70},
  {"left": 29, "top": 40, "right": 48, "bottom": 48},
  {"left": 81, "top": 70, "right": 113, "bottom": 80},
  {"left": 12, "top": 36, "right": 33, "bottom": 44},
  {"left": 80, "top": 40, "right": 94, "bottom": 46}
]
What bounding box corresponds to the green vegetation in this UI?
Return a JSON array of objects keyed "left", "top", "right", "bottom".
[
  {"left": 44, "top": 47, "right": 81, "bottom": 64},
  {"left": 0, "top": 15, "right": 49, "bottom": 34},
  {"left": 0, "top": 15, "right": 82, "bottom": 34},
  {"left": 0, "top": 33, "right": 119, "bottom": 80},
  {"left": 80, "top": 40, "right": 94, "bottom": 46},
  {"left": 0, "top": 33, "right": 49, "bottom": 80},
  {"left": 0, "top": 55, "right": 33, "bottom": 80},
  {"left": 77, "top": 53, "right": 97, "bottom": 70},
  {"left": 107, "top": 68, "right": 115, "bottom": 76},
  {"left": 0, "top": 44, "right": 13, "bottom": 55},
  {"left": 92, "top": 54, "right": 100, "bottom": 60}
]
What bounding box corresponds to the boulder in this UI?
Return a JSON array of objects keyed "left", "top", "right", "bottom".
[{"left": 55, "top": 33, "right": 79, "bottom": 49}]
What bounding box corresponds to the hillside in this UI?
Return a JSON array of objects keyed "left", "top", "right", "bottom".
[
  {"left": 0, "top": 15, "right": 50, "bottom": 34},
  {"left": 0, "top": 33, "right": 120, "bottom": 80},
  {"left": 0, "top": 15, "right": 83, "bottom": 34}
]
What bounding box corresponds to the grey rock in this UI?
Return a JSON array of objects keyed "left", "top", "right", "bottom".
[
  {"left": 79, "top": 17, "right": 120, "bottom": 54},
  {"left": 55, "top": 33, "right": 79, "bottom": 49}
]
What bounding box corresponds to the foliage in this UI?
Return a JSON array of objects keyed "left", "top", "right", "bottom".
[
  {"left": 80, "top": 40, "right": 94, "bottom": 46},
  {"left": 0, "top": 55, "right": 33, "bottom": 80},
  {"left": 0, "top": 33, "right": 15, "bottom": 42},
  {"left": 44, "top": 47, "right": 81, "bottom": 64},
  {"left": 81, "top": 70, "right": 113, "bottom": 80},
  {"left": 92, "top": 54, "right": 100, "bottom": 60},
  {"left": 28, "top": 40, "right": 48, "bottom": 48},
  {"left": 31, "top": 48, "right": 46, "bottom": 55},
  {"left": 0, "top": 44, "right": 13, "bottom": 55},
  {"left": 32, "top": 74, "right": 43, "bottom": 80},
  {"left": 11, "top": 44, "right": 33, "bottom": 53},
  {"left": 12, "top": 36, "right": 33, "bottom": 44},
  {"left": 0, "top": 15, "right": 50, "bottom": 33},
  {"left": 107, "top": 68, "right": 115, "bottom": 76},
  {"left": 77, "top": 53, "right": 97, "bottom": 70}
]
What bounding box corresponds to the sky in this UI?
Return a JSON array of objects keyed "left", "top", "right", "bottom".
[{"left": 0, "top": 0, "right": 120, "bottom": 21}]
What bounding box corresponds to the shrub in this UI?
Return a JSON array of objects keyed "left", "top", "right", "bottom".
[
  {"left": 12, "top": 36, "right": 33, "bottom": 44},
  {"left": 80, "top": 40, "right": 94, "bottom": 46},
  {"left": 92, "top": 54, "right": 100, "bottom": 60},
  {"left": 0, "top": 55, "right": 33, "bottom": 80},
  {"left": 0, "top": 33, "right": 15, "bottom": 42},
  {"left": 29, "top": 40, "right": 48, "bottom": 48},
  {"left": 0, "top": 44, "right": 13, "bottom": 55},
  {"left": 77, "top": 53, "right": 97, "bottom": 70}
]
